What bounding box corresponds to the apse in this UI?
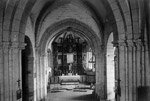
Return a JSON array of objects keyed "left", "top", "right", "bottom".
[{"left": 50, "top": 28, "right": 95, "bottom": 77}]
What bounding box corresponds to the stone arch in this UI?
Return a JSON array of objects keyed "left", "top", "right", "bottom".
[
  {"left": 22, "top": 35, "right": 34, "bottom": 101},
  {"left": 0, "top": 0, "right": 37, "bottom": 43},
  {"left": 107, "top": 0, "right": 145, "bottom": 40},
  {"left": 107, "top": 0, "right": 131, "bottom": 40},
  {"left": 36, "top": 18, "right": 107, "bottom": 98},
  {"left": 107, "top": 1, "right": 150, "bottom": 101},
  {"left": 37, "top": 19, "right": 102, "bottom": 54},
  {"left": 106, "top": 32, "right": 115, "bottom": 100},
  {"left": 34, "top": 1, "right": 102, "bottom": 44}
]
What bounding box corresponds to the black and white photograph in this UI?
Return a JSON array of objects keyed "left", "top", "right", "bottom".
[{"left": 0, "top": 0, "right": 150, "bottom": 101}]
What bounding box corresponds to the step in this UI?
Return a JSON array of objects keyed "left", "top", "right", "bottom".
[{"left": 61, "top": 82, "right": 79, "bottom": 85}]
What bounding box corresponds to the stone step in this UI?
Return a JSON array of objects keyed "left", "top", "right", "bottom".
[{"left": 61, "top": 82, "right": 79, "bottom": 85}]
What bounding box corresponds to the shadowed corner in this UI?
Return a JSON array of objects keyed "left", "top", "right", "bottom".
[{"left": 137, "top": 86, "right": 150, "bottom": 101}]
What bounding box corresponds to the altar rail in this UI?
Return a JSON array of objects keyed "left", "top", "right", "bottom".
[{"left": 49, "top": 75, "right": 95, "bottom": 84}]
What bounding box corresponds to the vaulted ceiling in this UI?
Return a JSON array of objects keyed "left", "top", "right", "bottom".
[
  {"left": 30, "top": 0, "right": 114, "bottom": 37},
  {"left": 31, "top": 0, "right": 112, "bottom": 25},
  {"left": 28, "top": 0, "right": 116, "bottom": 50}
]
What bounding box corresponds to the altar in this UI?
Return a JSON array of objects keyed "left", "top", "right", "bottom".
[
  {"left": 59, "top": 75, "right": 80, "bottom": 83},
  {"left": 49, "top": 74, "right": 86, "bottom": 84}
]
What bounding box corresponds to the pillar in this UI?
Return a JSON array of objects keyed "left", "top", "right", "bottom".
[
  {"left": 135, "top": 39, "right": 150, "bottom": 101},
  {"left": 47, "top": 49, "right": 53, "bottom": 76},
  {"left": 118, "top": 40, "right": 126, "bottom": 101},
  {"left": 0, "top": 43, "right": 3, "bottom": 101},
  {"left": 118, "top": 40, "right": 137, "bottom": 101},
  {"left": 39, "top": 54, "right": 47, "bottom": 99},
  {"left": 127, "top": 40, "right": 134, "bottom": 101},
  {"left": 0, "top": 42, "right": 10, "bottom": 101},
  {"left": 113, "top": 41, "right": 120, "bottom": 101},
  {"left": 35, "top": 47, "right": 40, "bottom": 100},
  {"left": 39, "top": 55, "right": 44, "bottom": 99},
  {"left": 144, "top": 41, "right": 150, "bottom": 86},
  {"left": 0, "top": 42, "right": 25, "bottom": 101},
  {"left": 95, "top": 45, "right": 106, "bottom": 100},
  {"left": 35, "top": 47, "right": 47, "bottom": 101},
  {"left": 117, "top": 39, "right": 150, "bottom": 101}
]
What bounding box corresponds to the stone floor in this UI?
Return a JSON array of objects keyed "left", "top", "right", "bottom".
[{"left": 46, "top": 84, "right": 98, "bottom": 101}]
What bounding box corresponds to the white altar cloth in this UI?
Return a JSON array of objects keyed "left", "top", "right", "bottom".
[{"left": 59, "top": 75, "right": 80, "bottom": 82}]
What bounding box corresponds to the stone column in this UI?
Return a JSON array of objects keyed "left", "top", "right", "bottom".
[
  {"left": 132, "top": 41, "right": 137, "bottom": 101},
  {"left": 12, "top": 43, "right": 24, "bottom": 101},
  {"left": 118, "top": 40, "right": 127, "bottom": 101},
  {"left": 50, "top": 51, "right": 54, "bottom": 76},
  {"left": 39, "top": 53, "right": 47, "bottom": 100},
  {"left": 135, "top": 39, "right": 150, "bottom": 101},
  {"left": 0, "top": 42, "right": 25, "bottom": 101},
  {"left": 118, "top": 40, "right": 139, "bottom": 101},
  {"left": 36, "top": 48, "right": 47, "bottom": 101},
  {"left": 47, "top": 49, "right": 53, "bottom": 76},
  {"left": 0, "top": 42, "right": 10, "bottom": 101},
  {"left": 95, "top": 45, "right": 105, "bottom": 100},
  {"left": 35, "top": 48, "right": 47, "bottom": 101},
  {"left": 0, "top": 44, "right": 3, "bottom": 101},
  {"left": 144, "top": 41, "right": 150, "bottom": 86},
  {"left": 39, "top": 55, "right": 44, "bottom": 99},
  {"left": 35, "top": 47, "right": 40, "bottom": 100},
  {"left": 117, "top": 39, "right": 150, "bottom": 101},
  {"left": 113, "top": 41, "right": 120, "bottom": 101},
  {"left": 44, "top": 55, "right": 48, "bottom": 98},
  {"left": 127, "top": 40, "right": 134, "bottom": 101},
  {"left": 136, "top": 40, "right": 142, "bottom": 87},
  {"left": 113, "top": 43, "right": 118, "bottom": 83}
]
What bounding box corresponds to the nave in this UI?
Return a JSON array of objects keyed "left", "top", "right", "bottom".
[
  {"left": 46, "top": 83, "right": 97, "bottom": 101},
  {"left": 1, "top": 0, "right": 150, "bottom": 101}
]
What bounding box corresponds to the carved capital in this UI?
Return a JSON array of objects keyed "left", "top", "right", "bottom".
[
  {"left": 118, "top": 40, "right": 127, "bottom": 46},
  {"left": 126, "top": 40, "right": 134, "bottom": 47},
  {"left": 118, "top": 39, "right": 143, "bottom": 47},
  {"left": 0, "top": 42, "right": 10, "bottom": 49},
  {"left": 133, "top": 39, "right": 144, "bottom": 47},
  {"left": 19, "top": 43, "right": 26, "bottom": 49},
  {"left": 11, "top": 42, "right": 26, "bottom": 49}
]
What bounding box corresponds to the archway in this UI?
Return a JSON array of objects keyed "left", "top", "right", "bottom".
[
  {"left": 45, "top": 28, "right": 97, "bottom": 101},
  {"left": 22, "top": 36, "right": 34, "bottom": 101},
  {"left": 36, "top": 19, "right": 103, "bottom": 100},
  {"left": 106, "top": 32, "right": 115, "bottom": 101},
  {"left": 46, "top": 28, "right": 96, "bottom": 83},
  {"left": 51, "top": 29, "right": 95, "bottom": 76}
]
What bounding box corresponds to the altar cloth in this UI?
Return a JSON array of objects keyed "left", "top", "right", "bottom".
[{"left": 59, "top": 75, "right": 80, "bottom": 82}]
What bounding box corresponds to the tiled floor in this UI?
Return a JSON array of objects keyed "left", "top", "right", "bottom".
[{"left": 46, "top": 84, "right": 98, "bottom": 101}]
